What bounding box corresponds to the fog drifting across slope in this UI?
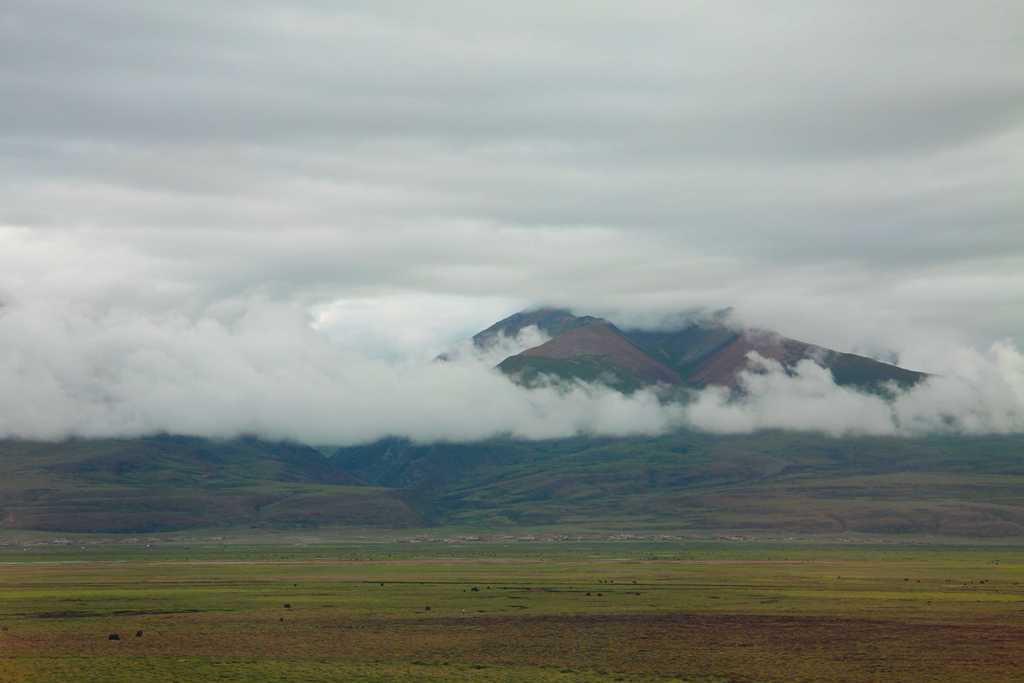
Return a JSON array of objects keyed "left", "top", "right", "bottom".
[
  {"left": 0, "top": 293, "right": 1022, "bottom": 444},
  {"left": 688, "top": 348, "right": 1024, "bottom": 437}
]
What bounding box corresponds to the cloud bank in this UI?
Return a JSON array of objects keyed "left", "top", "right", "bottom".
[
  {"left": 0, "top": 298, "right": 686, "bottom": 443},
  {"left": 1, "top": 295, "right": 1021, "bottom": 444}
]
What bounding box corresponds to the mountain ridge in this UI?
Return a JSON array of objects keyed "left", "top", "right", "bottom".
[{"left": 482, "top": 308, "right": 926, "bottom": 393}]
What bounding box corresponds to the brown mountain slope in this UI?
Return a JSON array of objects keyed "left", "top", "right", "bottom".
[{"left": 517, "top": 320, "right": 682, "bottom": 385}]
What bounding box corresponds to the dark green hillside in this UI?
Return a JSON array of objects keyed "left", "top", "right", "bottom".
[
  {"left": 824, "top": 350, "right": 925, "bottom": 390},
  {"left": 0, "top": 436, "right": 420, "bottom": 533},
  {"left": 4, "top": 430, "right": 1023, "bottom": 538},
  {"left": 331, "top": 432, "right": 1024, "bottom": 537},
  {"left": 623, "top": 324, "right": 740, "bottom": 378}
]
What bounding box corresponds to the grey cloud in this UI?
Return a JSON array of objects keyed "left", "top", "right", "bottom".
[{"left": 0, "top": 0, "right": 1022, "bottom": 441}]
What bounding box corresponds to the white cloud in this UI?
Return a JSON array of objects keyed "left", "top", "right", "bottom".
[
  {"left": 686, "top": 354, "right": 898, "bottom": 436},
  {"left": 310, "top": 292, "right": 525, "bottom": 361},
  {"left": 0, "top": 294, "right": 684, "bottom": 443}
]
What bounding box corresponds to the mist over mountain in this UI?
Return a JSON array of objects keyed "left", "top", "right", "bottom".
[{"left": 0, "top": 299, "right": 1020, "bottom": 445}]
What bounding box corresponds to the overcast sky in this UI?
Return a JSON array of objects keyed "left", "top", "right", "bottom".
[{"left": 1, "top": 1, "right": 1022, "bottom": 442}]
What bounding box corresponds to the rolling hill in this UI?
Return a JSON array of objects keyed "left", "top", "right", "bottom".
[
  {"left": 3, "top": 430, "right": 1021, "bottom": 539},
  {"left": 331, "top": 431, "right": 1024, "bottom": 538},
  {"left": 0, "top": 436, "right": 420, "bottom": 533}
]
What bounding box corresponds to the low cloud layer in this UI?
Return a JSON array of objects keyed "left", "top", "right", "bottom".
[
  {"left": 0, "top": 299, "right": 686, "bottom": 443},
  {"left": 1, "top": 295, "right": 1021, "bottom": 444}
]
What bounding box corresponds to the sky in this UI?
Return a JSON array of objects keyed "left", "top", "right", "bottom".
[{"left": 1, "top": 1, "right": 1022, "bottom": 443}]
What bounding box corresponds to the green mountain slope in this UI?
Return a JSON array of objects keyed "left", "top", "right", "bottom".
[
  {"left": 3, "top": 431, "right": 1023, "bottom": 538},
  {"left": 331, "top": 432, "right": 1024, "bottom": 537}
]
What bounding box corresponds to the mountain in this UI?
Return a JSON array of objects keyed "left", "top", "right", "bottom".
[
  {"left": 5, "top": 431, "right": 1024, "bottom": 538},
  {"left": 483, "top": 308, "right": 925, "bottom": 393}
]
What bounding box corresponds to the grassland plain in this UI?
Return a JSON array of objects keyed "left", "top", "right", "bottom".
[{"left": 1, "top": 539, "right": 1023, "bottom": 682}]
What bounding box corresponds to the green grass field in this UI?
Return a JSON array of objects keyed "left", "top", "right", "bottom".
[{"left": 1, "top": 539, "right": 1022, "bottom": 682}]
